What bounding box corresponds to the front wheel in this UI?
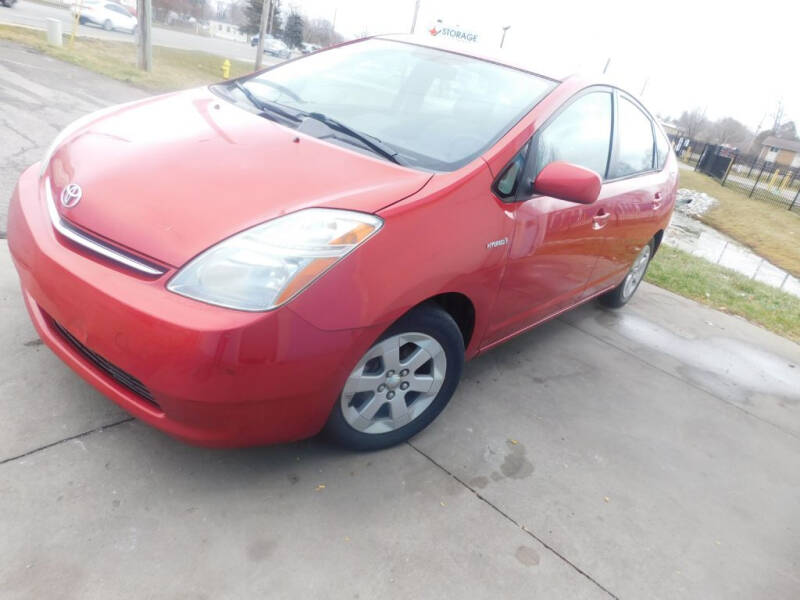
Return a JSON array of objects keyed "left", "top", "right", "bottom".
[
  {"left": 598, "top": 240, "right": 653, "bottom": 308},
  {"left": 103, "top": 19, "right": 112, "bottom": 30},
  {"left": 325, "top": 305, "right": 464, "bottom": 451}
]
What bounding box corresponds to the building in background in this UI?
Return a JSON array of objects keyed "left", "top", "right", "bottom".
[
  {"left": 208, "top": 0, "right": 247, "bottom": 42},
  {"left": 208, "top": 19, "right": 247, "bottom": 41},
  {"left": 758, "top": 136, "right": 800, "bottom": 167}
]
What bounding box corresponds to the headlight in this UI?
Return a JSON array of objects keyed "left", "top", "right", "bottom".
[
  {"left": 167, "top": 208, "right": 383, "bottom": 311},
  {"left": 39, "top": 102, "right": 134, "bottom": 178}
]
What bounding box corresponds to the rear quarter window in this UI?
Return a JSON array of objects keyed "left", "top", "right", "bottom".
[
  {"left": 655, "top": 128, "right": 671, "bottom": 170},
  {"left": 609, "top": 97, "right": 655, "bottom": 179}
]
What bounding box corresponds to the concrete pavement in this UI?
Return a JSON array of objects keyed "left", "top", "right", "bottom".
[{"left": 1, "top": 41, "right": 800, "bottom": 599}]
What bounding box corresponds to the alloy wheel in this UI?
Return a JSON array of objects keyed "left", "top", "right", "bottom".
[
  {"left": 341, "top": 332, "right": 447, "bottom": 434},
  {"left": 622, "top": 243, "right": 652, "bottom": 300}
]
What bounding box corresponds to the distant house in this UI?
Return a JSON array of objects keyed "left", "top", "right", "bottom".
[
  {"left": 208, "top": 19, "right": 248, "bottom": 42},
  {"left": 758, "top": 136, "right": 800, "bottom": 167},
  {"left": 660, "top": 121, "right": 684, "bottom": 138}
]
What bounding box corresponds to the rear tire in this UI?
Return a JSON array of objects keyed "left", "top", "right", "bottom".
[
  {"left": 103, "top": 19, "right": 112, "bottom": 31},
  {"left": 324, "top": 304, "right": 464, "bottom": 451},
  {"left": 78, "top": 16, "right": 87, "bottom": 24},
  {"left": 598, "top": 240, "right": 654, "bottom": 308}
]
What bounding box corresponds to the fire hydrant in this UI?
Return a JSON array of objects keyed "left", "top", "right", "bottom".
[{"left": 221, "top": 59, "right": 231, "bottom": 79}]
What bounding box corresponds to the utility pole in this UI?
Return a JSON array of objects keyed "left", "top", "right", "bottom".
[
  {"left": 772, "top": 99, "right": 784, "bottom": 133},
  {"left": 254, "top": 0, "right": 270, "bottom": 70},
  {"left": 266, "top": 0, "right": 274, "bottom": 35},
  {"left": 136, "top": 0, "right": 152, "bottom": 71},
  {"left": 500, "top": 25, "right": 510, "bottom": 48},
  {"left": 602, "top": 57, "right": 611, "bottom": 74},
  {"left": 640, "top": 76, "right": 649, "bottom": 97},
  {"left": 410, "top": 0, "right": 420, "bottom": 33}
]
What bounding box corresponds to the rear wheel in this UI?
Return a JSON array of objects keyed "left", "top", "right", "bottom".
[
  {"left": 103, "top": 19, "right": 112, "bottom": 30},
  {"left": 325, "top": 305, "right": 464, "bottom": 451},
  {"left": 598, "top": 240, "right": 653, "bottom": 308},
  {"left": 78, "top": 16, "right": 87, "bottom": 24}
]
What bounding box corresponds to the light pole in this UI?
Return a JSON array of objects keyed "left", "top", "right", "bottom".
[
  {"left": 500, "top": 25, "right": 510, "bottom": 48},
  {"left": 136, "top": 0, "right": 152, "bottom": 71},
  {"left": 410, "top": 0, "right": 420, "bottom": 33},
  {"left": 254, "top": 0, "right": 270, "bottom": 70}
]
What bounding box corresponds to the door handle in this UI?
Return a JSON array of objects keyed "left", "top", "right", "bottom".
[
  {"left": 592, "top": 211, "right": 610, "bottom": 230},
  {"left": 653, "top": 192, "right": 662, "bottom": 210}
]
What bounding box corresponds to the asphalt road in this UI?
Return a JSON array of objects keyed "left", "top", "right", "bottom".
[
  {"left": 2, "top": 40, "right": 800, "bottom": 599},
  {"left": 0, "top": 0, "right": 262, "bottom": 63}
]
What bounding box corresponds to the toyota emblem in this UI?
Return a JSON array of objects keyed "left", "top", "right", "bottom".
[{"left": 60, "top": 183, "right": 82, "bottom": 208}]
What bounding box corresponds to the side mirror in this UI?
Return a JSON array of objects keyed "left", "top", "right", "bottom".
[{"left": 532, "top": 161, "right": 602, "bottom": 205}]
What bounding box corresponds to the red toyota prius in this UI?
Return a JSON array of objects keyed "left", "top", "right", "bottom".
[{"left": 8, "top": 36, "right": 676, "bottom": 450}]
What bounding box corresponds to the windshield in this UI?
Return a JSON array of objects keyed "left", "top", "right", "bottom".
[{"left": 239, "top": 39, "right": 556, "bottom": 171}]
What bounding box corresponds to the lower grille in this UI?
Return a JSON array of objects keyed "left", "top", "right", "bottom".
[{"left": 51, "top": 320, "right": 158, "bottom": 406}]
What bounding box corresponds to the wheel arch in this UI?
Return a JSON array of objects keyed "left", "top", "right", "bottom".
[
  {"left": 418, "top": 292, "right": 476, "bottom": 349},
  {"left": 652, "top": 229, "right": 664, "bottom": 255}
]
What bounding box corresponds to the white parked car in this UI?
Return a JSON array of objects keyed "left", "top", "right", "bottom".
[{"left": 71, "top": 0, "right": 138, "bottom": 34}]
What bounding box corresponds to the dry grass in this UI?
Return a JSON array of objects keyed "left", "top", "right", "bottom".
[
  {"left": 679, "top": 168, "right": 800, "bottom": 278},
  {"left": 0, "top": 24, "right": 254, "bottom": 92}
]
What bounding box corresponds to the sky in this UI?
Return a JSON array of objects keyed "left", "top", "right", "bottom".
[{"left": 287, "top": 0, "right": 800, "bottom": 133}]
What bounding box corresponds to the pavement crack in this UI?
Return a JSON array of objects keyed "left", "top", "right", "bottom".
[
  {"left": 558, "top": 317, "right": 800, "bottom": 443},
  {"left": 0, "top": 417, "right": 134, "bottom": 465},
  {"left": 1, "top": 119, "right": 38, "bottom": 146},
  {"left": 407, "top": 441, "right": 620, "bottom": 599}
]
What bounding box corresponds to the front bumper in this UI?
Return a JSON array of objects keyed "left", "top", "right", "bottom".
[{"left": 7, "top": 164, "right": 383, "bottom": 447}]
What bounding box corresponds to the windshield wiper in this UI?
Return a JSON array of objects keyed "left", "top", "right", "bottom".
[
  {"left": 231, "top": 80, "right": 301, "bottom": 123},
  {"left": 231, "top": 82, "right": 404, "bottom": 166},
  {"left": 304, "top": 112, "right": 404, "bottom": 166}
]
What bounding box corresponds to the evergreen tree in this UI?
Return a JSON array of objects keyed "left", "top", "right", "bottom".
[
  {"left": 284, "top": 11, "right": 304, "bottom": 48},
  {"left": 241, "top": 0, "right": 281, "bottom": 37}
]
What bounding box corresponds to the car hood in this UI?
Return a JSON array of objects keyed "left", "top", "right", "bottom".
[{"left": 45, "top": 87, "right": 433, "bottom": 268}]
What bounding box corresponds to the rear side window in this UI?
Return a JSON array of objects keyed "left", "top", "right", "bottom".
[
  {"left": 655, "top": 128, "right": 671, "bottom": 170},
  {"left": 531, "top": 92, "right": 612, "bottom": 180},
  {"left": 609, "top": 98, "right": 654, "bottom": 178}
]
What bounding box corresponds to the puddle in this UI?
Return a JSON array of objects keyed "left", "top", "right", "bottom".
[
  {"left": 663, "top": 191, "right": 800, "bottom": 298},
  {"left": 599, "top": 310, "right": 800, "bottom": 403}
]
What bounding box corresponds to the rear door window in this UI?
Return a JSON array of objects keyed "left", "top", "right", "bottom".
[
  {"left": 531, "top": 92, "right": 613, "bottom": 180},
  {"left": 609, "top": 97, "right": 655, "bottom": 178}
]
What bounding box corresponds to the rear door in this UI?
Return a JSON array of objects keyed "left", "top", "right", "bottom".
[
  {"left": 583, "top": 92, "right": 664, "bottom": 295},
  {"left": 483, "top": 89, "right": 615, "bottom": 346}
]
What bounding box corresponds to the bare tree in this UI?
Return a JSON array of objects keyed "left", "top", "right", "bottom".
[
  {"left": 677, "top": 108, "right": 708, "bottom": 140},
  {"left": 708, "top": 117, "right": 752, "bottom": 148},
  {"left": 304, "top": 17, "right": 342, "bottom": 47}
]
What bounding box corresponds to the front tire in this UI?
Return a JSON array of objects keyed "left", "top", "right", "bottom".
[
  {"left": 598, "top": 240, "right": 654, "bottom": 308},
  {"left": 325, "top": 304, "right": 464, "bottom": 451},
  {"left": 103, "top": 19, "right": 112, "bottom": 31}
]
